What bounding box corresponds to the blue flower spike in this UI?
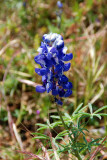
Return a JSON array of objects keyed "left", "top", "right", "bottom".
[
  {"left": 57, "top": 1, "right": 63, "bottom": 8},
  {"left": 34, "top": 33, "right": 73, "bottom": 105}
]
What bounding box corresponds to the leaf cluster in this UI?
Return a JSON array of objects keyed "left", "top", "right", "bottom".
[{"left": 33, "top": 103, "right": 107, "bottom": 158}]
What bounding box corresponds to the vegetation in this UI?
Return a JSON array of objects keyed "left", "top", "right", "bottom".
[{"left": 0, "top": 0, "right": 107, "bottom": 159}]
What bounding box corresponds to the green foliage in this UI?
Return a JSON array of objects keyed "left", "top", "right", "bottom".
[
  {"left": 0, "top": 0, "right": 107, "bottom": 159},
  {"left": 33, "top": 103, "right": 107, "bottom": 159}
]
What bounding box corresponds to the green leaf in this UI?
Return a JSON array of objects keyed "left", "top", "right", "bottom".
[
  {"left": 79, "top": 146, "right": 87, "bottom": 152},
  {"left": 87, "top": 145, "right": 91, "bottom": 152},
  {"left": 55, "top": 130, "right": 68, "bottom": 139},
  {"left": 32, "top": 136, "right": 49, "bottom": 140},
  {"left": 64, "top": 113, "right": 71, "bottom": 119},
  {"left": 32, "top": 132, "right": 49, "bottom": 139},
  {"left": 99, "top": 113, "right": 107, "bottom": 116},
  {"left": 36, "top": 123, "right": 48, "bottom": 127},
  {"left": 73, "top": 103, "right": 83, "bottom": 116},
  {"left": 93, "top": 64, "right": 105, "bottom": 82},
  {"left": 36, "top": 123, "right": 48, "bottom": 131},
  {"left": 88, "top": 103, "right": 93, "bottom": 114},
  {"left": 90, "top": 138, "right": 102, "bottom": 145},
  {"left": 51, "top": 121, "right": 62, "bottom": 128},
  {"left": 37, "top": 127, "right": 48, "bottom": 131},
  {"left": 79, "top": 105, "right": 89, "bottom": 112},
  {"left": 94, "top": 105, "right": 107, "bottom": 114},
  {"left": 94, "top": 55, "right": 101, "bottom": 74},
  {"left": 83, "top": 136, "right": 88, "bottom": 144},
  {"left": 93, "top": 114, "right": 101, "bottom": 119},
  {"left": 79, "top": 112, "right": 91, "bottom": 116},
  {"left": 77, "top": 115, "right": 89, "bottom": 128},
  {"left": 50, "top": 115, "right": 60, "bottom": 119}
]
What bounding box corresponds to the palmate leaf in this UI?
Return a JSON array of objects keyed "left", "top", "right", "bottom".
[
  {"left": 82, "top": 137, "right": 102, "bottom": 153},
  {"left": 72, "top": 112, "right": 91, "bottom": 122}
]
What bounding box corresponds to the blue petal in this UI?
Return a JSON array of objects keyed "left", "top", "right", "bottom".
[
  {"left": 44, "top": 58, "right": 53, "bottom": 68},
  {"left": 63, "top": 63, "right": 71, "bottom": 72},
  {"left": 47, "top": 53, "right": 52, "bottom": 60},
  {"left": 40, "top": 68, "right": 49, "bottom": 76},
  {"left": 52, "top": 89, "right": 58, "bottom": 96},
  {"left": 57, "top": 49, "right": 65, "bottom": 59},
  {"left": 42, "top": 34, "right": 47, "bottom": 41},
  {"left": 57, "top": 1, "right": 63, "bottom": 8},
  {"left": 42, "top": 75, "right": 47, "bottom": 82},
  {"left": 35, "top": 68, "right": 41, "bottom": 76},
  {"left": 63, "top": 82, "right": 73, "bottom": 89},
  {"left": 51, "top": 57, "right": 56, "bottom": 66},
  {"left": 56, "top": 40, "right": 64, "bottom": 50},
  {"left": 46, "top": 82, "right": 53, "bottom": 93},
  {"left": 35, "top": 68, "right": 48, "bottom": 76},
  {"left": 36, "top": 86, "right": 46, "bottom": 93},
  {"left": 55, "top": 64, "right": 62, "bottom": 73},
  {"left": 34, "top": 54, "right": 46, "bottom": 66},
  {"left": 59, "top": 75, "right": 68, "bottom": 83},
  {"left": 64, "top": 90, "right": 72, "bottom": 97},
  {"left": 57, "top": 100, "right": 63, "bottom": 105},
  {"left": 62, "top": 53, "right": 73, "bottom": 61},
  {"left": 58, "top": 88, "right": 65, "bottom": 97},
  {"left": 54, "top": 97, "right": 63, "bottom": 105},
  {"left": 50, "top": 47, "right": 58, "bottom": 54},
  {"left": 43, "top": 34, "right": 50, "bottom": 43}
]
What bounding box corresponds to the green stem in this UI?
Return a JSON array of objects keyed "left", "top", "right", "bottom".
[
  {"left": 75, "top": 150, "right": 82, "bottom": 160},
  {"left": 56, "top": 104, "right": 68, "bottom": 131},
  {"left": 56, "top": 104, "right": 82, "bottom": 160}
]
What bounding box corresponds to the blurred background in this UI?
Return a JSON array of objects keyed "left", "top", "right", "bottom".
[{"left": 0, "top": 0, "right": 107, "bottom": 159}]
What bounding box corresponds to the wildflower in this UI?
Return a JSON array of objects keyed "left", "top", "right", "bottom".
[
  {"left": 57, "top": 1, "right": 63, "bottom": 8},
  {"left": 23, "top": 1, "right": 26, "bottom": 8},
  {"left": 34, "top": 33, "right": 73, "bottom": 105},
  {"left": 56, "top": 1, "right": 63, "bottom": 28},
  {"left": 36, "top": 110, "right": 40, "bottom": 115}
]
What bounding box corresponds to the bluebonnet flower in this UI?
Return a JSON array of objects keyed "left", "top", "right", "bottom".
[
  {"left": 23, "top": 1, "right": 27, "bottom": 8},
  {"left": 34, "top": 33, "right": 73, "bottom": 105},
  {"left": 57, "top": 1, "right": 63, "bottom": 8},
  {"left": 56, "top": 1, "right": 63, "bottom": 28}
]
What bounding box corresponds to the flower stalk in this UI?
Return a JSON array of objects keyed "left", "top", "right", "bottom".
[{"left": 56, "top": 104, "right": 82, "bottom": 160}]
